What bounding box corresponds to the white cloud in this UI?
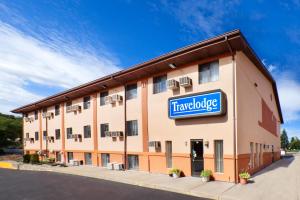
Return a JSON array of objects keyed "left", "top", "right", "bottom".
[
  {"left": 276, "top": 73, "right": 300, "bottom": 122},
  {"left": 161, "top": 0, "right": 238, "bottom": 37},
  {"left": 0, "top": 22, "right": 121, "bottom": 114}
]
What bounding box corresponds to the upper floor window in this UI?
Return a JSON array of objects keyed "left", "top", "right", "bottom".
[
  {"left": 25, "top": 132, "right": 29, "bottom": 139},
  {"left": 126, "top": 83, "right": 137, "bottom": 100},
  {"left": 153, "top": 75, "right": 167, "bottom": 94},
  {"left": 66, "top": 128, "right": 72, "bottom": 139},
  {"left": 126, "top": 120, "right": 138, "bottom": 136},
  {"left": 66, "top": 101, "right": 72, "bottom": 111},
  {"left": 34, "top": 111, "right": 38, "bottom": 120},
  {"left": 42, "top": 108, "right": 47, "bottom": 113},
  {"left": 84, "top": 125, "right": 91, "bottom": 138},
  {"left": 24, "top": 113, "right": 28, "bottom": 118},
  {"left": 199, "top": 61, "right": 219, "bottom": 84},
  {"left": 55, "top": 129, "right": 61, "bottom": 140},
  {"left": 100, "top": 91, "right": 108, "bottom": 106},
  {"left": 83, "top": 96, "right": 91, "bottom": 109},
  {"left": 43, "top": 131, "right": 47, "bottom": 140},
  {"left": 100, "top": 123, "right": 109, "bottom": 137},
  {"left": 55, "top": 105, "right": 60, "bottom": 116},
  {"left": 35, "top": 132, "right": 39, "bottom": 140}
]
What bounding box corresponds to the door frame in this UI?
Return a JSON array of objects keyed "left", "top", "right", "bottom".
[{"left": 190, "top": 139, "right": 204, "bottom": 177}]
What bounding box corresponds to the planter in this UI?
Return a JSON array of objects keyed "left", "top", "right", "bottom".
[
  {"left": 172, "top": 173, "right": 179, "bottom": 178},
  {"left": 240, "top": 178, "right": 248, "bottom": 185},
  {"left": 201, "top": 176, "right": 210, "bottom": 182}
]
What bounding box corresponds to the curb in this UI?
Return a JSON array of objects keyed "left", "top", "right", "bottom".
[{"left": 0, "top": 162, "right": 17, "bottom": 169}]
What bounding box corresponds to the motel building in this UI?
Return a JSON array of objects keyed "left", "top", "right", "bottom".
[{"left": 12, "top": 30, "right": 283, "bottom": 183}]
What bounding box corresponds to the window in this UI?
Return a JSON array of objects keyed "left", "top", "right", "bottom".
[
  {"left": 43, "top": 131, "right": 47, "bottom": 140},
  {"left": 66, "top": 101, "right": 72, "bottom": 110},
  {"left": 100, "top": 91, "right": 108, "bottom": 106},
  {"left": 166, "top": 141, "right": 172, "bottom": 168},
  {"left": 100, "top": 123, "right": 109, "bottom": 137},
  {"left": 34, "top": 111, "right": 38, "bottom": 120},
  {"left": 25, "top": 132, "right": 29, "bottom": 139},
  {"left": 84, "top": 153, "right": 92, "bottom": 165},
  {"left": 101, "top": 154, "right": 110, "bottom": 167},
  {"left": 67, "top": 152, "right": 73, "bottom": 163},
  {"left": 55, "top": 129, "right": 61, "bottom": 140},
  {"left": 24, "top": 113, "right": 28, "bottom": 118},
  {"left": 250, "top": 142, "right": 254, "bottom": 169},
  {"left": 126, "top": 120, "right": 138, "bottom": 136},
  {"left": 153, "top": 75, "right": 167, "bottom": 94},
  {"left": 83, "top": 96, "right": 91, "bottom": 109},
  {"left": 126, "top": 83, "right": 137, "bottom": 100},
  {"left": 55, "top": 105, "right": 60, "bottom": 116},
  {"left": 128, "top": 155, "right": 139, "bottom": 170},
  {"left": 214, "top": 140, "right": 224, "bottom": 173},
  {"left": 84, "top": 125, "right": 91, "bottom": 138},
  {"left": 66, "top": 128, "right": 73, "bottom": 139},
  {"left": 255, "top": 143, "right": 259, "bottom": 168},
  {"left": 199, "top": 61, "right": 219, "bottom": 84},
  {"left": 42, "top": 108, "right": 47, "bottom": 113},
  {"left": 35, "top": 132, "right": 39, "bottom": 140}
]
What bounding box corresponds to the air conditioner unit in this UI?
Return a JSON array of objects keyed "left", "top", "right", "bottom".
[
  {"left": 25, "top": 117, "right": 34, "bottom": 122},
  {"left": 149, "top": 141, "right": 161, "bottom": 148},
  {"left": 105, "top": 131, "right": 112, "bottom": 137},
  {"left": 67, "top": 105, "right": 81, "bottom": 113},
  {"left": 113, "top": 163, "right": 124, "bottom": 170},
  {"left": 167, "top": 79, "right": 179, "bottom": 90},
  {"left": 107, "top": 162, "right": 115, "bottom": 170},
  {"left": 42, "top": 112, "right": 53, "bottom": 118},
  {"left": 112, "top": 94, "right": 123, "bottom": 102},
  {"left": 24, "top": 137, "right": 31, "bottom": 141},
  {"left": 117, "top": 131, "right": 124, "bottom": 137},
  {"left": 111, "top": 131, "right": 117, "bottom": 137},
  {"left": 179, "top": 77, "right": 192, "bottom": 87},
  {"left": 104, "top": 96, "right": 114, "bottom": 104},
  {"left": 30, "top": 138, "right": 34, "bottom": 143}
]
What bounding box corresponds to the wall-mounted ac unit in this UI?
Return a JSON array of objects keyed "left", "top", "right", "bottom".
[
  {"left": 25, "top": 117, "right": 34, "bottom": 122},
  {"left": 29, "top": 138, "right": 34, "bottom": 143},
  {"left": 111, "top": 131, "right": 124, "bottom": 137},
  {"left": 107, "top": 162, "right": 114, "bottom": 170},
  {"left": 42, "top": 112, "right": 53, "bottom": 119},
  {"left": 66, "top": 105, "right": 81, "bottom": 113},
  {"left": 104, "top": 96, "right": 114, "bottom": 104},
  {"left": 179, "top": 77, "right": 192, "bottom": 87},
  {"left": 105, "top": 131, "right": 112, "bottom": 137},
  {"left": 167, "top": 79, "right": 179, "bottom": 90},
  {"left": 113, "top": 163, "right": 124, "bottom": 170},
  {"left": 149, "top": 141, "right": 161, "bottom": 148},
  {"left": 112, "top": 94, "right": 123, "bottom": 102}
]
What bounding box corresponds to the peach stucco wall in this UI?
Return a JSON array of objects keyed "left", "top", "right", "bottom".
[{"left": 23, "top": 111, "right": 40, "bottom": 150}]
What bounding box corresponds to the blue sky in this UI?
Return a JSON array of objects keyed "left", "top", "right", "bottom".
[{"left": 0, "top": 0, "right": 300, "bottom": 139}]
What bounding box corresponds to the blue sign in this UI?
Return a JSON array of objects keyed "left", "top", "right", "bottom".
[{"left": 168, "top": 91, "right": 225, "bottom": 119}]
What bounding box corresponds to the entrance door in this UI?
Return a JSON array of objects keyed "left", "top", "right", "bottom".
[
  {"left": 191, "top": 140, "right": 204, "bottom": 176},
  {"left": 84, "top": 153, "right": 92, "bottom": 165},
  {"left": 56, "top": 152, "right": 61, "bottom": 162}
]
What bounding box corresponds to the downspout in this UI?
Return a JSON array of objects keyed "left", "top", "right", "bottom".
[
  {"left": 124, "top": 84, "right": 128, "bottom": 170},
  {"left": 225, "top": 36, "right": 238, "bottom": 183}
]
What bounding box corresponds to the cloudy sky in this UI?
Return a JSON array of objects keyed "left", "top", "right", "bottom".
[{"left": 0, "top": 0, "right": 300, "bottom": 138}]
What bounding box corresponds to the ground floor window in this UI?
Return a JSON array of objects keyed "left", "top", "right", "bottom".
[
  {"left": 84, "top": 153, "right": 92, "bottom": 165},
  {"left": 165, "top": 141, "right": 172, "bottom": 168},
  {"left": 250, "top": 142, "right": 254, "bottom": 169},
  {"left": 214, "top": 140, "right": 224, "bottom": 173},
  {"left": 128, "top": 155, "right": 139, "bottom": 170},
  {"left": 56, "top": 152, "right": 61, "bottom": 162},
  {"left": 101, "top": 153, "right": 110, "bottom": 167},
  {"left": 67, "top": 152, "right": 73, "bottom": 163}
]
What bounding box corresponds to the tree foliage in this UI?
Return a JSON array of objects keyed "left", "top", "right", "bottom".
[
  {"left": 0, "top": 113, "right": 22, "bottom": 148},
  {"left": 280, "top": 129, "right": 289, "bottom": 149},
  {"left": 289, "top": 137, "right": 300, "bottom": 150}
]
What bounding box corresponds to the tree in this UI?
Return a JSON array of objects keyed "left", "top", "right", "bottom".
[
  {"left": 280, "top": 129, "right": 289, "bottom": 150},
  {"left": 289, "top": 137, "right": 300, "bottom": 150},
  {"left": 0, "top": 113, "right": 22, "bottom": 149}
]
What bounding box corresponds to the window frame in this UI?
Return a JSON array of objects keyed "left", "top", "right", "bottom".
[
  {"left": 126, "top": 83, "right": 137, "bottom": 100},
  {"left": 198, "top": 61, "right": 219, "bottom": 84},
  {"left": 83, "top": 125, "right": 91, "bottom": 138},
  {"left": 153, "top": 75, "right": 167, "bottom": 94},
  {"left": 34, "top": 111, "right": 38, "bottom": 120},
  {"left": 55, "top": 105, "right": 60, "bottom": 116},
  {"left": 100, "top": 123, "right": 109, "bottom": 137},
  {"left": 43, "top": 131, "right": 47, "bottom": 140},
  {"left": 126, "top": 120, "right": 138, "bottom": 136},
  {"left": 127, "top": 155, "right": 139, "bottom": 170},
  {"left": 66, "top": 128, "right": 73, "bottom": 139},
  {"left": 100, "top": 91, "right": 109, "bottom": 106},
  {"left": 83, "top": 96, "right": 91, "bottom": 110},
  {"left": 55, "top": 129, "right": 61, "bottom": 140},
  {"left": 35, "top": 131, "right": 39, "bottom": 140},
  {"left": 214, "top": 140, "right": 224, "bottom": 173}
]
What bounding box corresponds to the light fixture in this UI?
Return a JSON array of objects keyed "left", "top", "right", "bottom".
[
  {"left": 204, "top": 141, "right": 209, "bottom": 148},
  {"left": 168, "top": 63, "right": 176, "bottom": 69},
  {"left": 102, "top": 85, "right": 108, "bottom": 89}
]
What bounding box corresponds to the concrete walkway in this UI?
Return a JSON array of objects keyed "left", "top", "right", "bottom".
[{"left": 12, "top": 153, "right": 300, "bottom": 200}]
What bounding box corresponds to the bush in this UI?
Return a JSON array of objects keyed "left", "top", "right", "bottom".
[
  {"left": 23, "top": 154, "right": 31, "bottom": 163},
  {"left": 200, "top": 169, "right": 212, "bottom": 177},
  {"left": 169, "top": 168, "right": 181, "bottom": 176},
  {"left": 239, "top": 171, "right": 250, "bottom": 179},
  {"left": 30, "top": 154, "right": 39, "bottom": 164}
]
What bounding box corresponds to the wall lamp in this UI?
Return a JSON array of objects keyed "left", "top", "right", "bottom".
[
  {"left": 168, "top": 63, "right": 176, "bottom": 69},
  {"left": 204, "top": 141, "right": 209, "bottom": 148}
]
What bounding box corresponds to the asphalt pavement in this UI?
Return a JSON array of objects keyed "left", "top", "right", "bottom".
[{"left": 0, "top": 169, "right": 210, "bottom": 200}]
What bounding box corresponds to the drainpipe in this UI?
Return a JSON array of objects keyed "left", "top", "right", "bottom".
[
  {"left": 124, "top": 84, "right": 128, "bottom": 170},
  {"left": 45, "top": 114, "right": 49, "bottom": 159},
  {"left": 225, "top": 36, "right": 238, "bottom": 183}
]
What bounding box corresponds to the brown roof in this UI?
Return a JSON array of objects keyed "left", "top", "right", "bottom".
[{"left": 11, "top": 29, "right": 284, "bottom": 123}]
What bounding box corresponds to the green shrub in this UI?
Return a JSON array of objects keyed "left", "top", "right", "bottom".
[
  {"left": 200, "top": 169, "right": 212, "bottom": 177},
  {"left": 168, "top": 168, "right": 181, "bottom": 176},
  {"left": 30, "top": 154, "right": 39, "bottom": 164},
  {"left": 23, "top": 154, "right": 31, "bottom": 163},
  {"left": 239, "top": 171, "right": 250, "bottom": 179}
]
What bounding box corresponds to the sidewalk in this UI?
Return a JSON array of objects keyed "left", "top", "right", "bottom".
[{"left": 19, "top": 163, "right": 234, "bottom": 199}]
